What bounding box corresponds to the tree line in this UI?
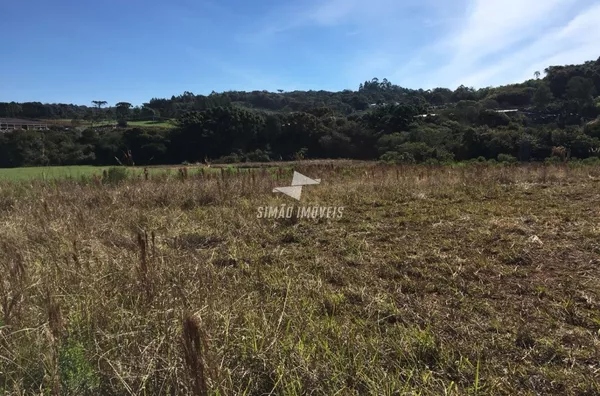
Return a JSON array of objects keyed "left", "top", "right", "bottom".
[{"left": 0, "top": 57, "right": 599, "bottom": 167}]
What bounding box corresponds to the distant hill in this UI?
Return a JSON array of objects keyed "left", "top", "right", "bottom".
[
  {"left": 1, "top": 57, "right": 599, "bottom": 168},
  {"left": 2, "top": 57, "right": 599, "bottom": 120}
]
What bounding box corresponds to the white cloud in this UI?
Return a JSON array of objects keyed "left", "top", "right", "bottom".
[
  {"left": 237, "top": 0, "right": 449, "bottom": 44},
  {"left": 446, "top": 1, "right": 600, "bottom": 88},
  {"left": 450, "top": 0, "right": 573, "bottom": 61},
  {"left": 235, "top": 0, "right": 599, "bottom": 90},
  {"left": 386, "top": 0, "right": 600, "bottom": 89}
]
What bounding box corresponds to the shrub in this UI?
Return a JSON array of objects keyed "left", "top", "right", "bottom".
[
  {"left": 581, "top": 156, "right": 600, "bottom": 165},
  {"left": 294, "top": 148, "right": 308, "bottom": 161},
  {"left": 423, "top": 158, "right": 441, "bottom": 166},
  {"left": 117, "top": 119, "right": 128, "bottom": 128},
  {"left": 59, "top": 340, "right": 100, "bottom": 394},
  {"left": 103, "top": 167, "right": 129, "bottom": 184},
  {"left": 479, "top": 109, "right": 510, "bottom": 127},
  {"left": 497, "top": 153, "right": 518, "bottom": 163},
  {"left": 432, "top": 149, "right": 455, "bottom": 162},
  {"left": 544, "top": 156, "right": 562, "bottom": 164},
  {"left": 583, "top": 118, "right": 600, "bottom": 138},
  {"left": 380, "top": 151, "right": 416, "bottom": 164},
  {"left": 245, "top": 149, "right": 271, "bottom": 162},
  {"left": 215, "top": 153, "right": 241, "bottom": 164}
]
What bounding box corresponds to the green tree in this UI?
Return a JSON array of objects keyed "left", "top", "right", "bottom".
[
  {"left": 566, "top": 77, "right": 596, "bottom": 105},
  {"left": 132, "top": 106, "right": 142, "bottom": 119},
  {"left": 91, "top": 100, "right": 108, "bottom": 126},
  {"left": 91, "top": 100, "right": 107, "bottom": 109},
  {"left": 452, "top": 85, "right": 477, "bottom": 102},
  {"left": 115, "top": 102, "right": 132, "bottom": 121},
  {"left": 533, "top": 84, "right": 554, "bottom": 110},
  {"left": 6, "top": 102, "right": 22, "bottom": 117},
  {"left": 141, "top": 106, "right": 159, "bottom": 121}
]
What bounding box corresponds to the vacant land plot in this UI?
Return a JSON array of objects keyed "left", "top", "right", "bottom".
[{"left": 0, "top": 164, "right": 598, "bottom": 395}]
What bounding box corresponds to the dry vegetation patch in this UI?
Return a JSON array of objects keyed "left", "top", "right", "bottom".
[{"left": 0, "top": 163, "right": 599, "bottom": 395}]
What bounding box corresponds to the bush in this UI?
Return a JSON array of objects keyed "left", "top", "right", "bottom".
[
  {"left": 245, "top": 149, "right": 271, "bottom": 162},
  {"left": 103, "top": 167, "right": 129, "bottom": 184},
  {"left": 583, "top": 118, "right": 600, "bottom": 138},
  {"left": 380, "top": 151, "right": 416, "bottom": 164},
  {"left": 117, "top": 119, "right": 128, "bottom": 128},
  {"left": 497, "top": 153, "right": 518, "bottom": 163},
  {"left": 544, "top": 156, "right": 562, "bottom": 164},
  {"left": 294, "top": 148, "right": 308, "bottom": 161},
  {"left": 479, "top": 109, "right": 510, "bottom": 127},
  {"left": 215, "top": 153, "right": 241, "bottom": 164},
  {"left": 581, "top": 157, "right": 600, "bottom": 165},
  {"left": 432, "top": 149, "right": 455, "bottom": 162},
  {"left": 423, "top": 158, "right": 441, "bottom": 166},
  {"left": 59, "top": 340, "right": 100, "bottom": 394}
]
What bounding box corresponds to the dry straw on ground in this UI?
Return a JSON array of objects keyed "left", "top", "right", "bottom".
[{"left": 0, "top": 163, "right": 599, "bottom": 395}]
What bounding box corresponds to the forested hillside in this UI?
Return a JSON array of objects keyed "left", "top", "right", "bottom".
[{"left": 1, "top": 57, "right": 599, "bottom": 167}]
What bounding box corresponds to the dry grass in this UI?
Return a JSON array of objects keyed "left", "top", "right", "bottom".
[{"left": 0, "top": 163, "right": 599, "bottom": 395}]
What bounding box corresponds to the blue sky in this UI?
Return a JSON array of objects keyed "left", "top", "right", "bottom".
[{"left": 1, "top": 0, "right": 599, "bottom": 106}]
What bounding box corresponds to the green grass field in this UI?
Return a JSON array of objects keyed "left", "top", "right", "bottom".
[
  {"left": 0, "top": 161, "right": 357, "bottom": 181},
  {"left": 0, "top": 166, "right": 261, "bottom": 181},
  {"left": 125, "top": 120, "right": 176, "bottom": 128},
  {"left": 44, "top": 119, "right": 176, "bottom": 129},
  {"left": 0, "top": 166, "right": 106, "bottom": 181},
  {"left": 0, "top": 166, "right": 182, "bottom": 181}
]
